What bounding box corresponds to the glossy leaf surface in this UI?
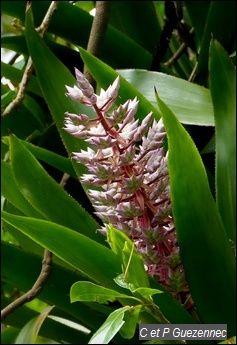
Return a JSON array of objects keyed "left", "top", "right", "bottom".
[
  {"left": 15, "top": 306, "right": 54, "bottom": 344},
  {"left": 209, "top": 39, "right": 236, "bottom": 243},
  {"left": 1, "top": 212, "right": 120, "bottom": 291},
  {"left": 9, "top": 133, "right": 103, "bottom": 244},
  {"left": 156, "top": 93, "right": 236, "bottom": 337},
  {"left": 88, "top": 307, "right": 129, "bottom": 344},
  {"left": 70, "top": 281, "right": 138, "bottom": 304}
]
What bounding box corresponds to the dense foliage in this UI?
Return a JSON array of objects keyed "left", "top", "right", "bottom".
[{"left": 1, "top": 1, "right": 236, "bottom": 344}]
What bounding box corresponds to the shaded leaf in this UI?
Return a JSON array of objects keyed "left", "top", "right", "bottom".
[
  {"left": 209, "top": 39, "right": 236, "bottom": 243},
  {"left": 1, "top": 242, "right": 111, "bottom": 332},
  {"left": 2, "top": 136, "right": 77, "bottom": 180},
  {"left": 184, "top": 1, "right": 211, "bottom": 48},
  {"left": 131, "top": 287, "right": 163, "bottom": 299},
  {"left": 15, "top": 306, "right": 54, "bottom": 344},
  {"left": 1, "top": 161, "right": 43, "bottom": 219},
  {"left": 106, "top": 224, "right": 149, "bottom": 289},
  {"left": 1, "top": 61, "right": 42, "bottom": 97},
  {"left": 1, "top": 212, "right": 121, "bottom": 291},
  {"left": 119, "top": 306, "right": 142, "bottom": 339},
  {"left": 70, "top": 281, "right": 138, "bottom": 304},
  {"left": 196, "top": 1, "right": 236, "bottom": 85},
  {"left": 109, "top": 1, "right": 161, "bottom": 54},
  {"left": 2, "top": 1, "right": 152, "bottom": 69}
]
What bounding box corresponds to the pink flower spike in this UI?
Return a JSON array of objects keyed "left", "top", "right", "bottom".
[
  {"left": 64, "top": 112, "right": 89, "bottom": 125},
  {"left": 74, "top": 68, "right": 97, "bottom": 104},
  {"left": 65, "top": 85, "right": 91, "bottom": 105},
  {"left": 96, "top": 76, "right": 120, "bottom": 111}
]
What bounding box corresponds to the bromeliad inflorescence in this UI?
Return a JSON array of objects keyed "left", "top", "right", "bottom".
[{"left": 64, "top": 68, "right": 188, "bottom": 297}]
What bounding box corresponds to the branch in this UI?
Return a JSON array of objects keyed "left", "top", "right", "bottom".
[
  {"left": 36, "top": 1, "right": 59, "bottom": 37},
  {"left": 1, "top": 250, "right": 52, "bottom": 322},
  {"left": 163, "top": 27, "right": 194, "bottom": 68},
  {"left": 83, "top": 1, "right": 111, "bottom": 88},
  {"left": 1, "top": 1, "right": 59, "bottom": 120}
]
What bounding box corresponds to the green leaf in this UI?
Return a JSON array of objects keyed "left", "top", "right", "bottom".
[
  {"left": 1, "top": 212, "right": 121, "bottom": 291},
  {"left": 131, "top": 287, "right": 163, "bottom": 300},
  {"left": 155, "top": 93, "right": 236, "bottom": 337},
  {"left": 106, "top": 224, "right": 150, "bottom": 288},
  {"left": 113, "top": 274, "right": 132, "bottom": 290},
  {"left": 1, "top": 161, "right": 44, "bottom": 219},
  {"left": 109, "top": 2, "right": 161, "bottom": 54},
  {"left": 79, "top": 47, "right": 214, "bottom": 126},
  {"left": 21, "top": 93, "right": 46, "bottom": 130},
  {"left": 2, "top": 1, "right": 152, "bottom": 69},
  {"left": 2, "top": 136, "right": 77, "bottom": 180},
  {"left": 196, "top": 1, "right": 236, "bottom": 86},
  {"left": 209, "top": 39, "right": 236, "bottom": 243},
  {"left": 70, "top": 281, "right": 138, "bottom": 304},
  {"left": 200, "top": 134, "right": 215, "bottom": 154},
  {"left": 1, "top": 326, "right": 20, "bottom": 345},
  {"left": 119, "top": 306, "right": 142, "bottom": 339},
  {"left": 184, "top": 1, "right": 211, "bottom": 49},
  {"left": 1, "top": 89, "right": 16, "bottom": 108},
  {"left": 118, "top": 69, "right": 214, "bottom": 126},
  {"left": 1, "top": 294, "right": 91, "bottom": 344},
  {"left": 1, "top": 62, "right": 42, "bottom": 97},
  {"left": 24, "top": 5, "right": 97, "bottom": 188},
  {"left": 2, "top": 202, "right": 44, "bottom": 258},
  {"left": 9, "top": 133, "right": 103, "bottom": 244},
  {"left": 15, "top": 306, "right": 54, "bottom": 344},
  {"left": 88, "top": 306, "right": 130, "bottom": 344},
  {"left": 2, "top": 215, "right": 195, "bottom": 329},
  {"left": 1, "top": 242, "right": 110, "bottom": 332},
  {"left": 1, "top": 102, "right": 45, "bottom": 140}
]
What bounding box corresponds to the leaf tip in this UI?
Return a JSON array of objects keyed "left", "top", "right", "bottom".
[{"left": 26, "top": 1, "right": 32, "bottom": 12}]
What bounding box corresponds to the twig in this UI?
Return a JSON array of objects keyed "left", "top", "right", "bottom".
[
  {"left": 36, "top": 1, "right": 58, "bottom": 37},
  {"left": 59, "top": 172, "right": 70, "bottom": 189},
  {"left": 163, "top": 27, "right": 194, "bottom": 68},
  {"left": 83, "top": 1, "right": 111, "bottom": 88},
  {"left": 1, "top": 250, "right": 52, "bottom": 322},
  {"left": 1, "top": 1, "right": 59, "bottom": 120},
  {"left": 188, "top": 61, "right": 198, "bottom": 82},
  {"left": 1, "top": 57, "right": 34, "bottom": 119}
]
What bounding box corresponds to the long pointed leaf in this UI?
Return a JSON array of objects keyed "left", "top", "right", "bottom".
[
  {"left": 2, "top": 136, "right": 77, "bottom": 180},
  {"left": 196, "top": 1, "right": 236, "bottom": 86},
  {"left": 118, "top": 69, "right": 214, "bottom": 126},
  {"left": 1, "top": 212, "right": 121, "bottom": 291},
  {"left": 1, "top": 161, "right": 43, "bottom": 219},
  {"left": 70, "top": 281, "right": 138, "bottom": 304},
  {"left": 156, "top": 93, "right": 236, "bottom": 337},
  {"left": 209, "top": 39, "right": 236, "bottom": 243},
  {"left": 78, "top": 47, "right": 214, "bottom": 126},
  {"left": 15, "top": 306, "right": 54, "bottom": 344},
  {"left": 88, "top": 307, "right": 129, "bottom": 344},
  {"left": 24, "top": 5, "right": 95, "bottom": 188},
  {"left": 9, "top": 133, "right": 103, "bottom": 244}
]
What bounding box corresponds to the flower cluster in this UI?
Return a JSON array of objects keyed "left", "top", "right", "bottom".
[{"left": 64, "top": 68, "right": 188, "bottom": 295}]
